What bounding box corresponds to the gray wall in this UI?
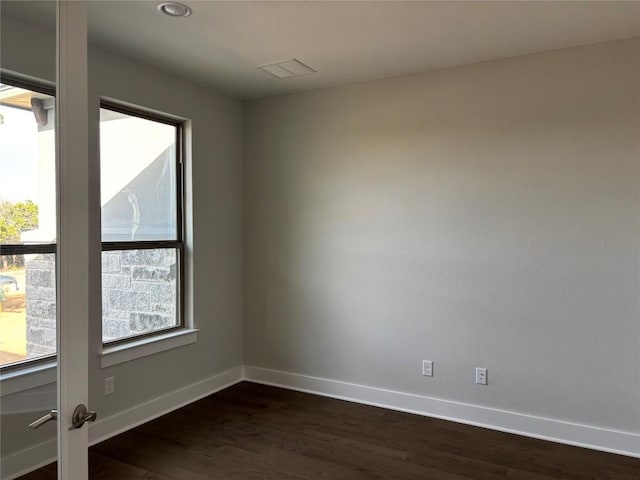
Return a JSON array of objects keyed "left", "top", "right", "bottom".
[
  {"left": 1, "top": 14, "right": 244, "bottom": 456},
  {"left": 244, "top": 38, "right": 640, "bottom": 434},
  {"left": 2, "top": 7, "right": 639, "bottom": 467},
  {"left": 88, "top": 45, "right": 244, "bottom": 418}
]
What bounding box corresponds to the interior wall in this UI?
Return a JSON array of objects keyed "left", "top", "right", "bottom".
[
  {"left": 244, "top": 38, "right": 640, "bottom": 434},
  {"left": 1, "top": 7, "right": 639, "bottom": 470},
  {"left": 1, "top": 14, "right": 244, "bottom": 458},
  {"left": 86, "top": 45, "right": 244, "bottom": 418}
]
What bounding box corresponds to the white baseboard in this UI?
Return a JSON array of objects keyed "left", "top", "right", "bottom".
[
  {"left": 0, "top": 366, "right": 244, "bottom": 480},
  {"left": 88, "top": 366, "right": 243, "bottom": 446},
  {"left": 0, "top": 439, "right": 56, "bottom": 480},
  {"left": 243, "top": 366, "right": 640, "bottom": 459},
  {"left": 4, "top": 364, "right": 638, "bottom": 480}
]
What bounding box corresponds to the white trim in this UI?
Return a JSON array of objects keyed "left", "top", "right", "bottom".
[
  {"left": 1, "top": 440, "right": 57, "bottom": 480},
  {"left": 0, "top": 366, "right": 243, "bottom": 480},
  {"left": 0, "top": 362, "right": 56, "bottom": 397},
  {"left": 182, "top": 119, "right": 194, "bottom": 333},
  {"left": 88, "top": 365, "right": 242, "bottom": 445},
  {"left": 100, "top": 329, "right": 198, "bottom": 368},
  {"left": 243, "top": 366, "right": 640, "bottom": 459},
  {"left": 4, "top": 364, "right": 638, "bottom": 480},
  {"left": 0, "top": 329, "right": 199, "bottom": 394}
]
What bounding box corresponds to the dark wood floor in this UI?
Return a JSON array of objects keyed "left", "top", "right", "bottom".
[{"left": 20, "top": 382, "right": 640, "bottom": 479}]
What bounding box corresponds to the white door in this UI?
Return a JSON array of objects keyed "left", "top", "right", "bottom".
[{"left": 56, "top": 0, "right": 92, "bottom": 477}]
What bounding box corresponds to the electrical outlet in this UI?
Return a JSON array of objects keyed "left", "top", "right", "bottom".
[
  {"left": 422, "top": 360, "right": 433, "bottom": 377},
  {"left": 475, "top": 368, "right": 487, "bottom": 385},
  {"left": 105, "top": 376, "right": 115, "bottom": 396}
]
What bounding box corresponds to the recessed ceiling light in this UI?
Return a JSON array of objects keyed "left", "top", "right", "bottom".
[{"left": 157, "top": 2, "right": 192, "bottom": 18}]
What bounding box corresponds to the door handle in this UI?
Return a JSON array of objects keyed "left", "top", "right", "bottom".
[
  {"left": 69, "top": 404, "right": 97, "bottom": 430},
  {"left": 29, "top": 405, "right": 96, "bottom": 430},
  {"left": 29, "top": 410, "right": 58, "bottom": 429}
]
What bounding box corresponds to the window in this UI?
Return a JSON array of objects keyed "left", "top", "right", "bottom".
[
  {"left": 0, "top": 77, "right": 57, "bottom": 368},
  {"left": 100, "top": 103, "right": 184, "bottom": 344},
  {"left": 0, "top": 88, "right": 186, "bottom": 368}
]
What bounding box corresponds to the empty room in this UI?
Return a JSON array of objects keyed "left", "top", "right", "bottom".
[{"left": 0, "top": 1, "right": 639, "bottom": 479}]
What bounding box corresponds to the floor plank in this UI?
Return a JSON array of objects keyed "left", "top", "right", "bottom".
[{"left": 18, "top": 382, "right": 640, "bottom": 479}]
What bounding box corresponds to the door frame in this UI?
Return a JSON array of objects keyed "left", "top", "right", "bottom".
[{"left": 56, "top": 1, "right": 91, "bottom": 477}]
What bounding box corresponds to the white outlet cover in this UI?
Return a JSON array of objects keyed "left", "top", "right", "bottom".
[
  {"left": 105, "top": 376, "right": 115, "bottom": 395},
  {"left": 475, "top": 368, "right": 487, "bottom": 385},
  {"left": 422, "top": 360, "right": 433, "bottom": 377}
]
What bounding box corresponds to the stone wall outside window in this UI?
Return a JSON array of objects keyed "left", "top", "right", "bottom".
[{"left": 25, "top": 249, "right": 177, "bottom": 355}]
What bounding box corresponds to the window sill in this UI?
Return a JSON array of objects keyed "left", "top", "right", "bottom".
[
  {"left": 0, "top": 331, "right": 198, "bottom": 395},
  {"left": 100, "top": 329, "right": 198, "bottom": 368},
  {"left": 0, "top": 361, "right": 56, "bottom": 397}
]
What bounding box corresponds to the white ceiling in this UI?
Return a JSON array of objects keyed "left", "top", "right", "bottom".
[{"left": 3, "top": 1, "right": 640, "bottom": 99}]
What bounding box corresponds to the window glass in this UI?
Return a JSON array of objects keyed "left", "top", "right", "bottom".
[
  {"left": 100, "top": 108, "right": 177, "bottom": 242},
  {"left": 100, "top": 105, "right": 182, "bottom": 344},
  {"left": 102, "top": 248, "right": 178, "bottom": 342},
  {"left": 0, "top": 85, "right": 56, "bottom": 244},
  {"left": 0, "top": 254, "right": 57, "bottom": 366},
  {"left": 0, "top": 82, "right": 56, "bottom": 368}
]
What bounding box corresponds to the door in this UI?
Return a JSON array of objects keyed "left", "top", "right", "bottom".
[{"left": 55, "top": 1, "right": 92, "bottom": 477}]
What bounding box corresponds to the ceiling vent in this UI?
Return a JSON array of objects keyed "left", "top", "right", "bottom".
[{"left": 258, "top": 59, "right": 316, "bottom": 79}]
